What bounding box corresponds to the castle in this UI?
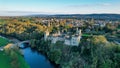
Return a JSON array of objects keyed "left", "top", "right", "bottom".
[{"left": 44, "top": 28, "right": 82, "bottom": 46}]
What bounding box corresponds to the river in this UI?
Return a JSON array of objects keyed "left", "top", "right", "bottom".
[{"left": 21, "top": 46, "right": 54, "bottom": 68}]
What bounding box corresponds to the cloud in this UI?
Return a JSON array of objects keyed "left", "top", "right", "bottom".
[
  {"left": 100, "top": 3, "right": 111, "bottom": 6},
  {"left": 67, "top": 3, "right": 112, "bottom": 8},
  {"left": 0, "top": 10, "right": 63, "bottom": 16},
  {"left": 0, "top": 10, "right": 45, "bottom": 16},
  {"left": 0, "top": 11, "right": 42, "bottom": 13}
]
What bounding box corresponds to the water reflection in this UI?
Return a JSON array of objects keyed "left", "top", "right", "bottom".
[{"left": 22, "top": 47, "right": 54, "bottom": 68}]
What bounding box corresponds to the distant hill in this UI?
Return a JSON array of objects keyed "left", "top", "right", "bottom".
[{"left": 29, "top": 14, "right": 120, "bottom": 20}]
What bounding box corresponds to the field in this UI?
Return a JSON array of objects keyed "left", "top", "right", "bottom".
[
  {"left": 0, "top": 19, "right": 6, "bottom": 25},
  {"left": 82, "top": 33, "right": 92, "bottom": 37},
  {"left": 0, "top": 36, "right": 11, "bottom": 68},
  {"left": 0, "top": 51, "right": 12, "bottom": 68},
  {"left": 0, "top": 49, "right": 30, "bottom": 68},
  {"left": 17, "top": 52, "right": 30, "bottom": 68},
  {"left": 0, "top": 37, "right": 29, "bottom": 68},
  {"left": 0, "top": 37, "right": 9, "bottom": 46},
  {"left": 0, "top": 51, "right": 30, "bottom": 68}
]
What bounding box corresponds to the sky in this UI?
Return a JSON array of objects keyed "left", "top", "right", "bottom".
[{"left": 0, "top": 0, "right": 120, "bottom": 16}]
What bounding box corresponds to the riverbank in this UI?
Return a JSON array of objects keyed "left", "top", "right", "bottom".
[
  {"left": 0, "top": 51, "right": 11, "bottom": 68},
  {"left": 0, "top": 36, "right": 30, "bottom": 68},
  {"left": 21, "top": 47, "right": 54, "bottom": 68},
  {"left": 0, "top": 36, "right": 9, "bottom": 47},
  {"left": 30, "top": 47, "right": 59, "bottom": 68},
  {"left": 0, "top": 35, "right": 56, "bottom": 68},
  {"left": 4, "top": 44, "right": 30, "bottom": 68}
]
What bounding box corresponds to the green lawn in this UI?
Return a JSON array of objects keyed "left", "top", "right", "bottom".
[
  {"left": 0, "top": 37, "right": 11, "bottom": 68},
  {"left": 0, "top": 37, "right": 9, "bottom": 46},
  {"left": 0, "top": 51, "right": 12, "bottom": 68},
  {"left": 0, "top": 19, "right": 6, "bottom": 25},
  {"left": 82, "top": 34, "right": 92, "bottom": 37},
  {"left": 115, "top": 34, "right": 120, "bottom": 36},
  {"left": 17, "top": 52, "right": 30, "bottom": 68},
  {"left": 0, "top": 36, "right": 29, "bottom": 68},
  {"left": 118, "top": 27, "right": 120, "bottom": 29},
  {"left": 0, "top": 50, "right": 29, "bottom": 68}
]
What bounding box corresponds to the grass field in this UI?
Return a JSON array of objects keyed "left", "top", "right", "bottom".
[
  {"left": 0, "top": 37, "right": 12, "bottom": 68},
  {"left": 0, "top": 37, "right": 29, "bottom": 68},
  {"left": 0, "top": 19, "right": 6, "bottom": 25},
  {"left": 82, "top": 33, "right": 92, "bottom": 37},
  {"left": 0, "top": 37, "right": 9, "bottom": 46},
  {"left": 17, "top": 52, "right": 30, "bottom": 68},
  {"left": 0, "top": 49, "right": 30, "bottom": 68},
  {"left": 0, "top": 51, "right": 12, "bottom": 68},
  {"left": 0, "top": 50, "right": 29, "bottom": 68}
]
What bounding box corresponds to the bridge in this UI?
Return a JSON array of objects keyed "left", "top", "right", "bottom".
[{"left": 16, "top": 40, "right": 30, "bottom": 48}]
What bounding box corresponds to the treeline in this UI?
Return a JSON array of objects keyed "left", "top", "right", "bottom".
[{"left": 0, "top": 21, "right": 44, "bottom": 40}]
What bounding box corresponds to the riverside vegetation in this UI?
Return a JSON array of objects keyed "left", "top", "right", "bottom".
[{"left": 0, "top": 37, "right": 30, "bottom": 68}]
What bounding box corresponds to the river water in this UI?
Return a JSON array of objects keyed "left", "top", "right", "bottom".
[{"left": 21, "top": 47, "right": 54, "bottom": 68}]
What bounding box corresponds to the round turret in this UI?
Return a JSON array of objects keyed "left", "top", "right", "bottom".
[
  {"left": 44, "top": 29, "right": 49, "bottom": 41},
  {"left": 79, "top": 29, "right": 82, "bottom": 35}
]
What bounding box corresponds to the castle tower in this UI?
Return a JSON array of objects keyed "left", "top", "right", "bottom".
[
  {"left": 58, "top": 31, "right": 61, "bottom": 35},
  {"left": 78, "top": 29, "right": 82, "bottom": 35},
  {"left": 76, "top": 28, "right": 82, "bottom": 35},
  {"left": 76, "top": 28, "right": 79, "bottom": 34},
  {"left": 44, "top": 29, "right": 49, "bottom": 41}
]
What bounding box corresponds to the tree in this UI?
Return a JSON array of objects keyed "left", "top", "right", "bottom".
[
  {"left": 49, "top": 50, "right": 62, "bottom": 64},
  {"left": 91, "top": 35, "right": 107, "bottom": 44}
]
